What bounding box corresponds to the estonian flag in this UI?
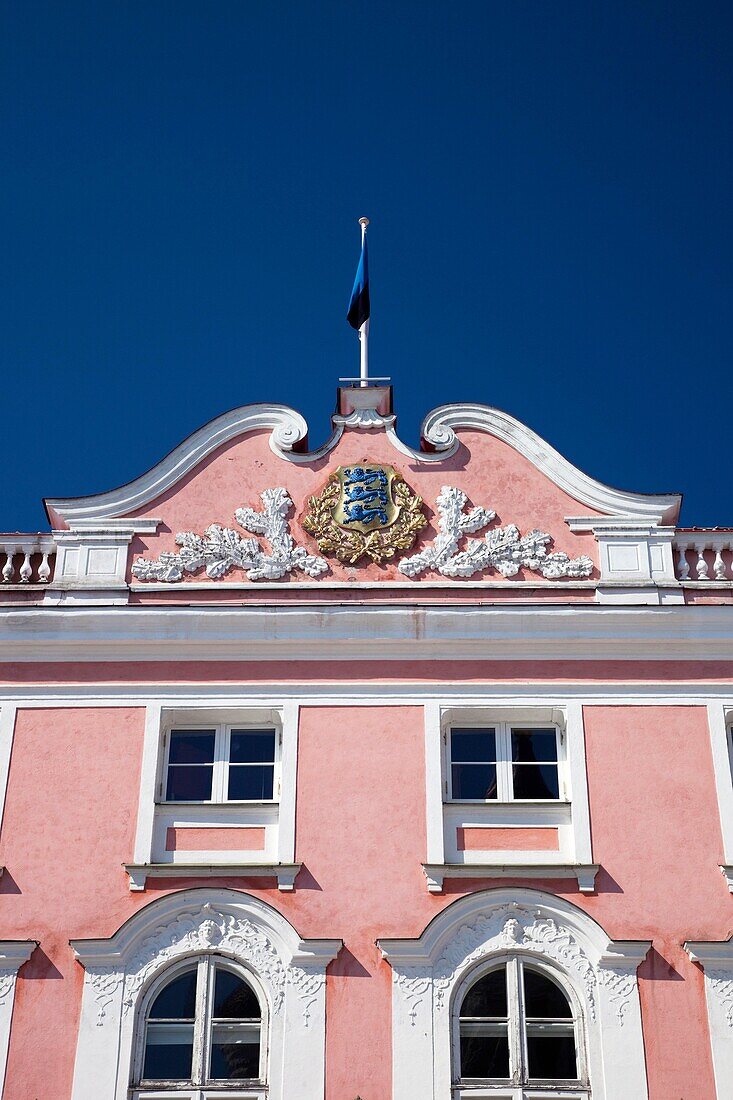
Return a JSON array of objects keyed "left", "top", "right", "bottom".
[{"left": 347, "top": 234, "right": 370, "bottom": 330}]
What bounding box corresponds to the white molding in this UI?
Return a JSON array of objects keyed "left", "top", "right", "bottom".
[
  {"left": 4, "top": 604, "right": 733, "bottom": 662},
  {"left": 424, "top": 703, "right": 445, "bottom": 867},
  {"left": 378, "top": 888, "right": 649, "bottom": 1100},
  {"left": 131, "top": 704, "right": 163, "bottom": 867},
  {"left": 276, "top": 703, "right": 298, "bottom": 867},
  {"left": 566, "top": 702, "right": 593, "bottom": 866},
  {"left": 422, "top": 862, "right": 600, "bottom": 894},
  {"left": 2, "top": 684, "right": 733, "bottom": 706},
  {"left": 684, "top": 939, "right": 733, "bottom": 1097},
  {"left": 44, "top": 400, "right": 681, "bottom": 526},
  {"left": 0, "top": 705, "right": 18, "bottom": 835},
  {"left": 707, "top": 705, "right": 733, "bottom": 871},
  {"left": 70, "top": 888, "right": 340, "bottom": 1100},
  {"left": 46, "top": 406, "right": 312, "bottom": 523},
  {"left": 0, "top": 940, "right": 36, "bottom": 1097},
  {"left": 416, "top": 404, "right": 680, "bottom": 523},
  {"left": 124, "top": 862, "right": 301, "bottom": 892}
]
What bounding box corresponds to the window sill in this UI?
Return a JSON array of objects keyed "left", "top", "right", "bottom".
[
  {"left": 422, "top": 862, "right": 599, "bottom": 894},
  {"left": 124, "top": 861, "right": 301, "bottom": 893},
  {"left": 444, "top": 799, "right": 571, "bottom": 807},
  {"left": 154, "top": 800, "right": 280, "bottom": 808}
]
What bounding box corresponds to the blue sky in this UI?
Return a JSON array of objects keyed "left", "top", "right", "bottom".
[{"left": 1, "top": 1, "right": 731, "bottom": 530}]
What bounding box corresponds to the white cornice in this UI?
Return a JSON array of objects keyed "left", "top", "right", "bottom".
[
  {"left": 1, "top": 604, "right": 733, "bottom": 662},
  {"left": 45, "top": 405, "right": 313, "bottom": 524},
  {"left": 416, "top": 404, "right": 680, "bottom": 524},
  {"left": 44, "top": 400, "right": 681, "bottom": 526}
]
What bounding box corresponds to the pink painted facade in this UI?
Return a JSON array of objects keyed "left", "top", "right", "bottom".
[{"left": 1, "top": 384, "right": 732, "bottom": 1100}]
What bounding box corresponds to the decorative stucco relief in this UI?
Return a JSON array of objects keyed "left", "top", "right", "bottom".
[
  {"left": 430, "top": 905, "right": 598, "bottom": 1019},
  {"left": 0, "top": 971, "right": 16, "bottom": 1008},
  {"left": 131, "top": 481, "right": 592, "bottom": 583},
  {"left": 708, "top": 971, "right": 733, "bottom": 1028},
  {"left": 394, "top": 968, "right": 433, "bottom": 1026},
  {"left": 84, "top": 904, "right": 292, "bottom": 1027},
  {"left": 597, "top": 966, "right": 637, "bottom": 1025},
  {"left": 288, "top": 967, "right": 326, "bottom": 1028},
  {"left": 88, "top": 967, "right": 122, "bottom": 1026},
  {"left": 132, "top": 488, "right": 328, "bottom": 582},
  {"left": 399, "top": 486, "right": 594, "bottom": 580}
]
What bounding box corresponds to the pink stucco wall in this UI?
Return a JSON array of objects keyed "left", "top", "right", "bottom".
[
  {"left": 124, "top": 427, "right": 602, "bottom": 585},
  {"left": 0, "top": 698, "right": 729, "bottom": 1099}
]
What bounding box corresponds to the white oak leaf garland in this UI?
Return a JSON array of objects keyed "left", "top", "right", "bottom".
[
  {"left": 399, "top": 486, "right": 594, "bottom": 580},
  {"left": 132, "top": 487, "right": 328, "bottom": 583},
  {"left": 131, "top": 482, "right": 593, "bottom": 583}
]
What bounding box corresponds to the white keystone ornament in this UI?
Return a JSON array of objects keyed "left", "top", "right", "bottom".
[
  {"left": 399, "top": 485, "right": 593, "bottom": 580},
  {"left": 132, "top": 487, "right": 328, "bottom": 582}
]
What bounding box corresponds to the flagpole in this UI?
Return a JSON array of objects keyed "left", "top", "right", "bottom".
[{"left": 359, "top": 217, "right": 369, "bottom": 387}]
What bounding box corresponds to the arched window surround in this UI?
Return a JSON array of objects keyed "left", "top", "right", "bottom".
[
  {"left": 70, "top": 888, "right": 341, "bottom": 1100},
  {"left": 449, "top": 953, "right": 590, "bottom": 1094},
  {"left": 132, "top": 952, "right": 270, "bottom": 1092},
  {"left": 378, "top": 887, "right": 651, "bottom": 1100}
]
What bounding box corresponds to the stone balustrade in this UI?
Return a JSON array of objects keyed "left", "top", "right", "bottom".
[
  {"left": 0, "top": 536, "right": 56, "bottom": 584},
  {"left": 674, "top": 531, "right": 733, "bottom": 583}
]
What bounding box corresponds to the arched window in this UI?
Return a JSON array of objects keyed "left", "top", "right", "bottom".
[
  {"left": 134, "top": 956, "right": 266, "bottom": 1094},
  {"left": 456, "top": 959, "right": 586, "bottom": 1093}
]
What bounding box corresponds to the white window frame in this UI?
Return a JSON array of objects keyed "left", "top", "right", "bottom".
[
  {"left": 424, "top": 704, "right": 595, "bottom": 893},
  {"left": 128, "top": 704, "right": 300, "bottom": 892},
  {"left": 378, "top": 887, "right": 650, "bottom": 1100},
  {"left": 71, "top": 888, "right": 341, "bottom": 1100},
  {"left": 160, "top": 724, "right": 282, "bottom": 805},
  {"left": 132, "top": 954, "right": 268, "bottom": 1096},
  {"left": 451, "top": 957, "right": 588, "bottom": 1095},
  {"left": 705, "top": 703, "right": 733, "bottom": 892},
  {"left": 446, "top": 722, "right": 566, "bottom": 804}
]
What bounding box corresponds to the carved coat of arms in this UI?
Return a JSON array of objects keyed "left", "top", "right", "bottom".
[{"left": 303, "top": 464, "right": 427, "bottom": 563}]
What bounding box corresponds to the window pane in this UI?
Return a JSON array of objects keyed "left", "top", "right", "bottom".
[
  {"left": 230, "top": 730, "right": 276, "bottom": 764},
  {"left": 523, "top": 969, "right": 573, "bottom": 1019},
  {"left": 166, "top": 763, "right": 213, "bottom": 801},
  {"left": 228, "top": 764, "right": 274, "bottom": 800},
  {"left": 512, "top": 763, "right": 559, "bottom": 799},
  {"left": 143, "top": 1022, "right": 194, "bottom": 1080},
  {"left": 451, "top": 728, "right": 496, "bottom": 762},
  {"left": 527, "top": 1033, "right": 577, "bottom": 1079},
  {"left": 214, "top": 967, "right": 261, "bottom": 1019},
  {"left": 148, "top": 969, "right": 197, "bottom": 1019},
  {"left": 460, "top": 1030, "right": 509, "bottom": 1078},
  {"left": 452, "top": 763, "right": 497, "bottom": 800},
  {"left": 168, "top": 730, "right": 216, "bottom": 764},
  {"left": 511, "top": 728, "right": 557, "bottom": 763},
  {"left": 460, "top": 968, "right": 507, "bottom": 1018},
  {"left": 210, "top": 1023, "right": 260, "bottom": 1079}
]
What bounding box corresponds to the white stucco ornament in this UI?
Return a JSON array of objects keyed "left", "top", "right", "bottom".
[
  {"left": 399, "top": 485, "right": 594, "bottom": 580},
  {"left": 132, "top": 487, "right": 328, "bottom": 582}
]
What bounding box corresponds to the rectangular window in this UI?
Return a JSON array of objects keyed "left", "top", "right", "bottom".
[
  {"left": 163, "top": 726, "right": 278, "bottom": 804},
  {"left": 449, "top": 724, "right": 562, "bottom": 802}
]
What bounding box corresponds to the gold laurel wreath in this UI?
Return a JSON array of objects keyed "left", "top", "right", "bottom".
[{"left": 302, "top": 473, "right": 428, "bottom": 564}]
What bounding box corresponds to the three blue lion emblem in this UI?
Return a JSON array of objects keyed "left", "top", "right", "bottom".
[{"left": 341, "top": 466, "right": 390, "bottom": 526}]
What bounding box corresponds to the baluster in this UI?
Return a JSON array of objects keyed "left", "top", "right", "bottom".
[
  {"left": 676, "top": 544, "right": 690, "bottom": 580},
  {"left": 714, "top": 547, "right": 727, "bottom": 581},
  {"left": 19, "top": 549, "right": 32, "bottom": 583},
  {"left": 38, "top": 550, "right": 51, "bottom": 583},
  {"left": 695, "top": 544, "right": 709, "bottom": 580},
  {"left": 2, "top": 549, "right": 15, "bottom": 583}
]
